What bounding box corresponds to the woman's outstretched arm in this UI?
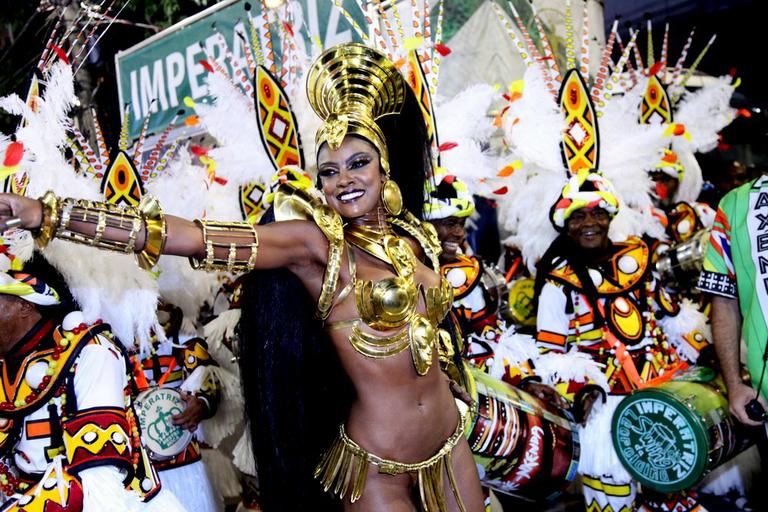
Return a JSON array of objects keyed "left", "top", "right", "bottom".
[{"left": 0, "top": 192, "right": 323, "bottom": 272}]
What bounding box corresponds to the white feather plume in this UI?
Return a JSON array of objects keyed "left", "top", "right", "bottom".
[
  {"left": 233, "top": 429, "right": 257, "bottom": 476},
  {"left": 501, "top": 67, "right": 564, "bottom": 172},
  {"left": 0, "top": 62, "right": 161, "bottom": 351},
  {"left": 673, "top": 146, "right": 705, "bottom": 204},
  {"left": 195, "top": 72, "right": 274, "bottom": 187},
  {"left": 435, "top": 84, "right": 497, "bottom": 142},
  {"left": 146, "top": 151, "right": 219, "bottom": 330},
  {"left": 486, "top": 329, "right": 540, "bottom": 381},
  {"left": 674, "top": 75, "right": 736, "bottom": 153},
  {"left": 499, "top": 168, "right": 562, "bottom": 273},
  {"left": 535, "top": 348, "right": 610, "bottom": 392},
  {"left": 291, "top": 80, "right": 322, "bottom": 170},
  {"left": 658, "top": 298, "right": 711, "bottom": 363}
]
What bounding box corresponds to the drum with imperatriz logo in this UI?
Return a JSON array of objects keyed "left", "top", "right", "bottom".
[
  {"left": 611, "top": 367, "right": 753, "bottom": 493},
  {"left": 134, "top": 387, "right": 192, "bottom": 461},
  {"left": 461, "top": 366, "right": 580, "bottom": 501}
]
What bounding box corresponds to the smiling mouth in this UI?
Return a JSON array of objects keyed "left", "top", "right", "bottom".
[
  {"left": 581, "top": 230, "right": 601, "bottom": 237},
  {"left": 443, "top": 241, "right": 460, "bottom": 252},
  {"left": 337, "top": 190, "right": 365, "bottom": 202}
]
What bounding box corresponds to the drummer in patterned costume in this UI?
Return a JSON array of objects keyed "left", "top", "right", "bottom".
[
  {"left": 425, "top": 170, "right": 539, "bottom": 388},
  {"left": 0, "top": 249, "right": 183, "bottom": 511},
  {"left": 535, "top": 168, "right": 720, "bottom": 512},
  {"left": 129, "top": 302, "right": 222, "bottom": 512}
]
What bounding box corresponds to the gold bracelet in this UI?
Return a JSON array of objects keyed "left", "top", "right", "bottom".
[
  {"left": 33, "top": 192, "right": 168, "bottom": 271},
  {"left": 56, "top": 200, "right": 148, "bottom": 257},
  {"left": 34, "top": 191, "right": 61, "bottom": 249},
  {"left": 136, "top": 196, "right": 167, "bottom": 271},
  {"left": 189, "top": 219, "right": 259, "bottom": 273}
]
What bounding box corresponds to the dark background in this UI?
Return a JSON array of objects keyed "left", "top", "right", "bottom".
[{"left": 605, "top": 0, "right": 767, "bottom": 173}]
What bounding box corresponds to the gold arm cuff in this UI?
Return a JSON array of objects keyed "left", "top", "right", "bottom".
[
  {"left": 312, "top": 205, "right": 344, "bottom": 320},
  {"left": 189, "top": 219, "right": 259, "bottom": 273},
  {"left": 34, "top": 191, "right": 60, "bottom": 249},
  {"left": 136, "top": 195, "right": 167, "bottom": 270},
  {"left": 32, "top": 193, "right": 165, "bottom": 270}
]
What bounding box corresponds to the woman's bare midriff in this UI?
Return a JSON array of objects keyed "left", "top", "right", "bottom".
[
  {"left": 333, "top": 331, "right": 459, "bottom": 461},
  {"left": 322, "top": 243, "right": 460, "bottom": 464}
]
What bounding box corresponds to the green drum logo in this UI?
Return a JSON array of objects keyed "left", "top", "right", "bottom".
[
  {"left": 135, "top": 387, "right": 192, "bottom": 460},
  {"left": 613, "top": 398, "right": 699, "bottom": 488}
]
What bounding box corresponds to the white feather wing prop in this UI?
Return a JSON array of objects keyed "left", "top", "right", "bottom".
[
  {"left": 1, "top": 63, "right": 161, "bottom": 350},
  {"left": 674, "top": 76, "right": 736, "bottom": 154},
  {"left": 146, "top": 153, "right": 219, "bottom": 332}
]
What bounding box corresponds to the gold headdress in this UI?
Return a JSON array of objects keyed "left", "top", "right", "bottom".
[{"left": 306, "top": 43, "right": 407, "bottom": 177}]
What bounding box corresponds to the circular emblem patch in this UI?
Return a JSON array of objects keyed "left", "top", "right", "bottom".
[
  {"left": 612, "top": 395, "right": 706, "bottom": 493},
  {"left": 135, "top": 387, "right": 192, "bottom": 461}
]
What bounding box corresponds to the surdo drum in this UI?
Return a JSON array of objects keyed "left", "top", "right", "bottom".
[
  {"left": 134, "top": 387, "right": 192, "bottom": 461},
  {"left": 612, "top": 367, "right": 753, "bottom": 493},
  {"left": 462, "top": 366, "right": 580, "bottom": 501}
]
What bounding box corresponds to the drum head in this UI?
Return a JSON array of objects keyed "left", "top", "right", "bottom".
[
  {"left": 611, "top": 388, "right": 709, "bottom": 493},
  {"left": 507, "top": 278, "right": 536, "bottom": 327},
  {"left": 135, "top": 388, "right": 193, "bottom": 460}
]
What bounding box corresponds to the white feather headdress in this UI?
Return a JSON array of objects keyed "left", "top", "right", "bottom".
[
  {"left": 486, "top": 7, "right": 667, "bottom": 272},
  {"left": 0, "top": 62, "right": 163, "bottom": 350}
]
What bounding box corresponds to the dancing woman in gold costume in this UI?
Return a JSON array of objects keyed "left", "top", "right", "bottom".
[{"left": 0, "top": 44, "right": 484, "bottom": 512}]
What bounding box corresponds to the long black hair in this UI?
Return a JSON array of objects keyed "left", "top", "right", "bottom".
[
  {"left": 378, "top": 84, "right": 434, "bottom": 219},
  {"left": 239, "top": 64, "right": 433, "bottom": 512},
  {"left": 239, "top": 208, "right": 350, "bottom": 512}
]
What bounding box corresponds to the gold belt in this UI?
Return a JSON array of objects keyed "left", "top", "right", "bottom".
[{"left": 314, "top": 406, "right": 467, "bottom": 511}]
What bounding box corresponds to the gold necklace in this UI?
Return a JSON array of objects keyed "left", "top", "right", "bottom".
[{"left": 344, "top": 223, "right": 392, "bottom": 263}]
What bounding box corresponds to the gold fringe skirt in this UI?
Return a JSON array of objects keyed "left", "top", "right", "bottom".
[{"left": 314, "top": 409, "right": 467, "bottom": 511}]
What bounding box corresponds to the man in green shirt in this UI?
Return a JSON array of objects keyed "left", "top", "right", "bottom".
[{"left": 698, "top": 174, "right": 768, "bottom": 426}]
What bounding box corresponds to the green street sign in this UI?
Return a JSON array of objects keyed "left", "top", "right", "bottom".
[{"left": 116, "top": 0, "right": 367, "bottom": 141}]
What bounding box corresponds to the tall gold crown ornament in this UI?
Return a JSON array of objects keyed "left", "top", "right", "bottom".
[{"left": 306, "top": 43, "right": 408, "bottom": 215}]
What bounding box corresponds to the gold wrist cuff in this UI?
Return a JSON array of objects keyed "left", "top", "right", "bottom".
[
  {"left": 34, "top": 191, "right": 60, "bottom": 248},
  {"left": 189, "top": 220, "right": 259, "bottom": 273},
  {"left": 31, "top": 192, "right": 165, "bottom": 270},
  {"left": 136, "top": 196, "right": 167, "bottom": 270},
  {"left": 49, "top": 197, "right": 149, "bottom": 262}
]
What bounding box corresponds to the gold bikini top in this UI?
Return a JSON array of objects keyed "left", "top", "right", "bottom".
[
  {"left": 272, "top": 181, "right": 452, "bottom": 375},
  {"left": 334, "top": 224, "right": 453, "bottom": 375}
]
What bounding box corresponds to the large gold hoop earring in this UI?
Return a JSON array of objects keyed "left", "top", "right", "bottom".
[{"left": 381, "top": 179, "right": 403, "bottom": 216}]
